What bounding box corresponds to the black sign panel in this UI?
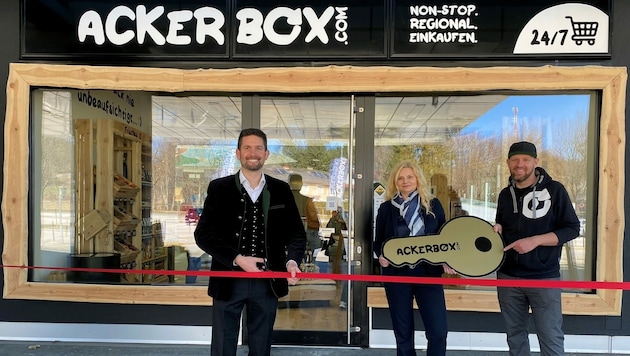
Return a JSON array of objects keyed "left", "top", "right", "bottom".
[
  {"left": 392, "top": 0, "right": 610, "bottom": 57},
  {"left": 22, "top": 0, "right": 609, "bottom": 60}
]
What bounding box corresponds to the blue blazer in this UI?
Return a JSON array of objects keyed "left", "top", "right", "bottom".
[{"left": 373, "top": 197, "right": 446, "bottom": 277}]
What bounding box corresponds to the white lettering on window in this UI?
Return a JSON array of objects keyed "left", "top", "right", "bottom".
[
  {"left": 236, "top": 8, "right": 264, "bottom": 45},
  {"left": 77, "top": 5, "right": 348, "bottom": 47},
  {"left": 166, "top": 10, "right": 193, "bottom": 45},
  {"left": 303, "top": 7, "right": 334, "bottom": 44},
  {"left": 264, "top": 7, "right": 302, "bottom": 46},
  {"left": 194, "top": 7, "right": 225, "bottom": 45},
  {"left": 105, "top": 5, "right": 135, "bottom": 46},
  {"left": 77, "top": 10, "right": 106, "bottom": 45},
  {"left": 408, "top": 4, "right": 478, "bottom": 44},
  {"left": 78, "top": 5, "right": 226, "bottom": 46},
  {"left": 136, "top": 5, "right": 165, "bottom": 45},
  {"left": 334, "top": 7, "right": 349, "bottom": 44}
]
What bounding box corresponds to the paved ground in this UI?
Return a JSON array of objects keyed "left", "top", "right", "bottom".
[{"left": 0, "top": 342, "right": 625, "bottom": 356}]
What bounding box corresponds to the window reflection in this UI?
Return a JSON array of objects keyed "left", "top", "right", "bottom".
[
  {"left": 149, "top": 96, "right": 243, "bottom": 285},
  {"left": 374, "top": 94, "right": 593, "bottom": 290},
  {"left": 34, "top": 91, "right": 75, "bottom": 282},
  {"left": 34, "top": 91, "right": 594, "bottom": 292},
  {"left": 35, "top": 91, "right": 243, "bottom": 285},
  {"left": 260, "top": 97, "right": 352, "bottom": 332}
]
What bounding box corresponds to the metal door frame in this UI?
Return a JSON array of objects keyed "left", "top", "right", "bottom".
[{"left": 242, "top": 94, "right": 375, "bottom": 348}]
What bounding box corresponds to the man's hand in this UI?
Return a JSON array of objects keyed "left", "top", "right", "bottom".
[
  {"left": 234, "top": 255, "right": 266, "bottom": 272},
  {"left": 504, "top": 237, "right": 538, "bottom": 254},
  {"left": 286, "top": 260, "right": 300, "bottom": 285},
  {"left": 504, "top": 233, "right": 559, "bottom": 254},
  {"left": 493, "top": 223, "right": 502, "bottom": 234}
]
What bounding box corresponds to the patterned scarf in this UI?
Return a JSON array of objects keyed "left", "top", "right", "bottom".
[{"left": 391, "top": 190, "right": 425, "bottom": 236}]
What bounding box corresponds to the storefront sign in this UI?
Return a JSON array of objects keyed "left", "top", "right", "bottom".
[
  {"left": 512, "top": 3, "right": 608, "bottom": 54},
  {"left": 23, "top": 0, "right": 609, "bottom": 59},
  {"left": 392, "top": 0, "right": 609, "bottom": 57},
  {"left": 231, "top": 0, "right": 385, "bottom": 57}
]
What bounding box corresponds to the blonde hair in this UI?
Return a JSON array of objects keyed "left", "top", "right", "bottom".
[{"left": 385, "top": 160, "right": 434, "bottom": 215}]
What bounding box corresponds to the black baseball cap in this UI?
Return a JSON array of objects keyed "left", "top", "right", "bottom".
[{"left": 508, "top": 141, "right": 537, "bottom": 158}]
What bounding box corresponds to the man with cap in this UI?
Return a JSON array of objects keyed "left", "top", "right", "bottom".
[{"left": 493, "top": 141, "right": 580, "bottom": 356}]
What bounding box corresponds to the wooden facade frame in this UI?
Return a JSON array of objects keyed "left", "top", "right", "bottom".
[{"left": 2, "top": 63, "right": 626, "bottom": 314}]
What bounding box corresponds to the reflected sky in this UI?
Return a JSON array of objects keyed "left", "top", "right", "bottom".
[{"left": 462, "top": 94, "right": 590, "bottom": 138}]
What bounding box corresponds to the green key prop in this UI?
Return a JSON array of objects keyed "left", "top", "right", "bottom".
[{"left": 381, "top": 216, "right": 505, "bottom": 277}]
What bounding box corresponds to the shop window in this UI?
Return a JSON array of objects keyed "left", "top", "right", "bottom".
[
  {"left": 33, "top": 91, "right": 242, "bottom": 286},
  {"left": 2, "top": 64, "right": 625, "bottom": 316},
  {"left": 373, "top": 93, "right": 597, "bottom": 291}
]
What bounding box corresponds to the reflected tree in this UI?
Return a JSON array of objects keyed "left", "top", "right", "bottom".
[
  {"left": 544, "top": 113, "right": 588, "bottom": 205},
  {"left": 282, "top": 145, "right": 343, "bottom": 171},
  {"left": 152, "top": 138, "right": 179, "bottom": 211},
  {"left": 41, "top": 135, "right": 72, "bottom": 202},
  {"left": 450, "top": 134, "right": 502, "bottom": 201}
]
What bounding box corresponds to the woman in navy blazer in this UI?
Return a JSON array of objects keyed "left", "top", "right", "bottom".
[{"left": 373, "top": 160, "right": 456, "bottom": 356}]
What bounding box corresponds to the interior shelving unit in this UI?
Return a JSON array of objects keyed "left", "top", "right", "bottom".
[
  {"left": 141, "top": 221, "right": 168, "bottom": 283},
  {"left": 74, "top": 119, "right": 166, "bottom": 284}
]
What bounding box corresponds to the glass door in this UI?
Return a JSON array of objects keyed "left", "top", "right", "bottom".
[{"left": 256, "top": 96, "right": 363, "bottom": 345}]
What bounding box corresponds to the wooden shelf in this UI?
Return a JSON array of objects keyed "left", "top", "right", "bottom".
[
  {"left": 141, "top": 222, "right": 166, "bottom": 283},
  {"left": 74, "top": 119, "right": 151, "bottom": 284},
  {"left": 73, "top": 118, "right": 170, "bottom": 285},
  {"left": 143, "top": 255, "right": 168, "bottom": 263}
]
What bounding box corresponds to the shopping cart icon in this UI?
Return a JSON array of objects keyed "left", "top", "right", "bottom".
[{"left": 565, "top": 16, "right": 598, "bottom": 45}]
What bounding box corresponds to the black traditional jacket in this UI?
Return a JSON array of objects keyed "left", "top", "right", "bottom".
[{"left": 194, "top": 172, "right": 306, "bottom": 300}]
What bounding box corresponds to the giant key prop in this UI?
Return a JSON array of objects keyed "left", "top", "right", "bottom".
[{"left": 381, "top": 216, "right": 505, "bottom": 277}]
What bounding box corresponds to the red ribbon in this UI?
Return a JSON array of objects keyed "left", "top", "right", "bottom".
[{"left": 2, "top": 264, "right": 628, "bottom": 290}]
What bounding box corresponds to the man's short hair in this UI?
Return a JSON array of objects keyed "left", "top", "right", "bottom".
[{"left": 238, "top": 128, "right": 268, "bottom": 150}]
